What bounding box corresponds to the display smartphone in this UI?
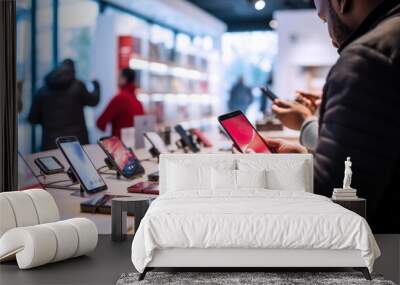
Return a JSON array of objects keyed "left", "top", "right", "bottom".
[
  {"left": 56, "top": 136, "right": 107, "bottom": 193},
  {"left": 80, "top": 194, "right": 128, "bottom": 215},
  {"left": 148, "top": 171, "right": 159, "bottom": 182},
  {"left": 34, "top": 156, "right": 64, "bottom": 175},
  {"left": 190, "top": 128, "right": 213, "bottom": 148},
  {"left": 174, "top": 124, "right": 200, "bottom": 153},
  {"left": 134, "top": 115, "right": 156, "bottom": 148},
  {"left": 127, "top": 181, "right": 159, "bottom": 195},
  {"left": 98, "top": 136, "right": 145, "bottom": 179},
  {"left": 218, "top": 111, "right": 273, "bottom": 154},
  {"left": 260, "top": 86, "right": 279, "bottom": 101},
  {"left": 144, "top": 132, "right": 169, "bottom": 154}
]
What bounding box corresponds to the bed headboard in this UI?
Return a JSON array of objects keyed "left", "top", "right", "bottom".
[{"left": 159, "top": 154, "right": 313, "bottom": 195}]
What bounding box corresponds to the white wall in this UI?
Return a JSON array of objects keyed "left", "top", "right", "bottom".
[
  {"left": 107, "top": 0, "right": 226, "bottom": 40},
  {"left": 274, "top": 10, "right": 338, "bottom": 100}
]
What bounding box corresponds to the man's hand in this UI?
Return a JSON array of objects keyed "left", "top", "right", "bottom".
[
  {"left": 272, "top": 99, "right": 313, "bottom": 130},
  {"left": 295, "top": 90, "right": 322, "bottom": 115},
  {"left": 233, "top": 139, "right": 307, "bottom": 154},
  {"left": 264, "top": 138, "right": 307, "bottom": 154}
]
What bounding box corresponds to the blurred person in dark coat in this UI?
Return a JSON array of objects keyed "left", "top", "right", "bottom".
[
  {"left": 228, "top": 76, "right": 253, "bottom": 113},
  {"left": 28, "top": 59, "right": 100, "bottom": 151}
]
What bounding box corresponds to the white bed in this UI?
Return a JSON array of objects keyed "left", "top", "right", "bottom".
[{"left": 131, "top": 154, "right": 380, "bottom": 280}]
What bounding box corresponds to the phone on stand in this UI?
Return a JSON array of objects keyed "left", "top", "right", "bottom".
[
  {"left": 218, "top": 110, "right": 273, "bottom": 154},
  {"left": 98, "top": 136, "right": 145, "bottom": 179},
  {"left": 174, "top": 125, "right": 200, "bottom": 153},
  {"left": 56, "top": 136, "right": 107, "bottom": 194},
  {"left": 190, "top": 128, "right": 213, "bottom": 147},
  {"left": 144, "top": 132, "right": 170, "bottom": 154}
]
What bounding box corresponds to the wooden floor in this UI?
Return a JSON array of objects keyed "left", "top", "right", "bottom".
[{"left": 0, "top": 235, "right": 134, "bottom": 285}]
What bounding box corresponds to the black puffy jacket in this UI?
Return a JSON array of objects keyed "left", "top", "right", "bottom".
[
  {"left": 28, "top": 67, "right": 100, "bottom": 151},
  {"left": 315, "top": 0, "right": 400, "bottom": 233}
]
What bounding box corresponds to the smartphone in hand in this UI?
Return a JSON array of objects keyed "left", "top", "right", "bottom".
[
  {"left": 218, "top": 111, "right": 273, "bottom": 154},
  {"left": 260, "top": 87, "right": 279, "bottom": 102}
]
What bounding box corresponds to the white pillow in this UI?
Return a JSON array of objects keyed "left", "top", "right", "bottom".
[
  {"left": 167, "top": 163, "right": 211, "bottom": 191},
  {"left": 236, "top": 169, "right": 267, "bottom": 189},
  {"left": 211, "top": 168, "right": 237, "bottom": 191},
  {"left": 266, "top": 167, "right": 306, "bottom": 191},
  {"left": 237, "top": 159, "right": 309, "bottom": 192}
]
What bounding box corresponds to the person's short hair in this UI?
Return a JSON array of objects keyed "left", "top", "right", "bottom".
[
  {"left": 121, "top": 68, "right": 136, "bottom": 84},
  {"left": 61, "top": 59, "right": 75, "bottom": 71}
]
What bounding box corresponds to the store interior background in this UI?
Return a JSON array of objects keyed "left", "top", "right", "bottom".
[{"left": 16, "top": 0, "right": 338, "bottom": 154}]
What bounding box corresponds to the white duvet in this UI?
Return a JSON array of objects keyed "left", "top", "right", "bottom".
[{"left": 131, "top": 190, "right": 380, "bottom": 273}]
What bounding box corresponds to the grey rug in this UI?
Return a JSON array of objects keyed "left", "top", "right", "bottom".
[{"left": 117, "top": 272, "right": 396, "bottom": 285}]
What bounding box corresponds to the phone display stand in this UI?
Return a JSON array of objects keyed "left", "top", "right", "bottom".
[
  {"left": 66, "top": 168, "right": 87, "bottom": 197},
  {"left": 188, "top": 134, "right": 200, "bottom": 152},
  {"left": 159, "top": 127, "right": 171, "bottom": 146},
  {"left": 66, "top": 168, "right": 78, "bottom": 183},
  {"left": 175, "top": 139, "right": 189, "bottom": 153},
  {"left": 37, "top": 169, "right": 47, "bottom": 180},
  {"left": 148, "top": 147, "right": 161, "bottom": 162},
  {"left": 40, "top": 167, "right": 86, "bottom": 197},
  {"left": 175, "top": 134, "right": 200, "bottom": 153},
  {"left": 104, "top": 158, "right": 121, "bottom": 180},
  {"left": 194, "top": 136, "right": 203, "bottom": 147},
  {"left": 70, "top": 185, "right": 87, "bottom": 197},
  {"left": 39, "top": 167, "right": 82, "bottom": 194}
]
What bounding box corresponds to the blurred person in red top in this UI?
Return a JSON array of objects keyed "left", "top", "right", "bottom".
[{"left": 96, "top": 68, "right": 144, "bottom": 138}]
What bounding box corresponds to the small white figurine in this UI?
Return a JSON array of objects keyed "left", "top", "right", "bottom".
[{"left": 343, "top": 157, "right": 353, "bottom": 189}]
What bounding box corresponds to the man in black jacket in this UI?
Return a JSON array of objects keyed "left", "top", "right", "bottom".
[
  {"left": 28, "top": 59, "right": 100, "bottom": 151},
  {"left": 267, "top": 0, "right": 400, "bottom": 233}
]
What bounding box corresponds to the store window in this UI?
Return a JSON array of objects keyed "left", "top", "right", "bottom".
[
  {"left": 59, "top": 0, "right": 99, "bottom": 81},
  {"left": 17, "top": 0, "right": 55, "bottom": 154},
  {"left": 36, "top": 0, "right": 54, "bottom": 86},
  {"left": 222, "top": 31, "right": 278, "bottom": 120},
  {"left": 17, "top": 0, "right": 32, "bottom": 155}
]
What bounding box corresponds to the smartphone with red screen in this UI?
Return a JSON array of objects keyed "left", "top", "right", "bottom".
[
  {"left": 98, "top": 136, "right": 145, "bottom": 179},
  {"left": 127, "top": 182, "right": 159, "bottom": 195},
  {"left": 218, "top": 110, "right": 273, "bottom": 154},
  {"left": 190, "top": 128, "right": 213, "bottom": 148}
]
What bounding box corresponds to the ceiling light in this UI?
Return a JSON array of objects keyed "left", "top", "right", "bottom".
[
  {"left": 269, "top": 19, "right": 278, "bottom": 29},
  {"left": 254, "top": 0, "right": 266, "bottom": 11}
]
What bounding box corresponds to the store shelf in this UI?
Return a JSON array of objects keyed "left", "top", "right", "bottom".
[
  {"left": 156, "top": 115, "right": 218, "bottom": 130},
  {"left": 115, "top": 28, "right": 220, "bottom": 125},
  {"left": 129, "top": 56, "right": 208, "bottom": 80},
  {"left": 138, "top": 92, "right": 216, "bottom": 102}
]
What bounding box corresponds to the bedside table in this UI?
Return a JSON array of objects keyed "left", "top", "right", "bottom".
[
  {"left": 111, "top": 197, "right": 153, "bottom": 242},
  {"left": 331, "top": 198, "right": 366, "bottom": 219}
]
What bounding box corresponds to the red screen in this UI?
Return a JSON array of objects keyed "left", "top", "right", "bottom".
[
  {"left": 101, "top": 137, "right": 136, "bottom": 171},
  {"left": 221, "top": 114, "right": 271, "bottom": 153}
]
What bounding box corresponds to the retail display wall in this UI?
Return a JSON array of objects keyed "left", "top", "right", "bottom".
[{"left": 91, "top": 10, "right": 225, "bottom": 138}]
